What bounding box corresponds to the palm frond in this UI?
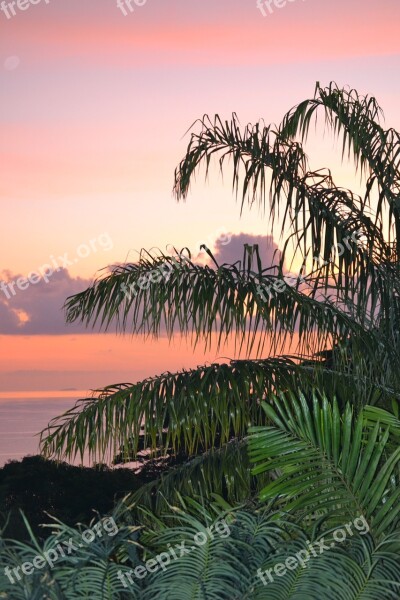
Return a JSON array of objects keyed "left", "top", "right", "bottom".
[
  {"left": 40, "top": 352, "right": 397, "bottom": 465},
  {"left": 172, "top": 83, "right": 400, "bottom": 331},
  {"left": 174, "top": 112, "right": 391, "bottom": 295},
  {"left": 248, "top": 391, "right": 400, "bottom": 538},
  {"left": 0, "top": 504, "right": 141, "bottom": 599},
  {"left": 246, "top": 533, "right": 400, "bottom": 600},
  {"left": 64, "top": 245, "right": 384, "bottom": 362},
  {"left": 280, "top": 82, "right": 400, "bottom": 257}
]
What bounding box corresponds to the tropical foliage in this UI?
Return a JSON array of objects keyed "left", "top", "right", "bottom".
[
  {"left": 1, "top": 494, "right": 399, "bottom": 599},
  {"left": 4, "top": 82, "right": 394, "bottom": 596}
]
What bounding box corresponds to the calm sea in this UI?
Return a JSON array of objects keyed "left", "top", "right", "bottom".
[{"left": 0, "top": 392, "right": 91, "bottom": 467}]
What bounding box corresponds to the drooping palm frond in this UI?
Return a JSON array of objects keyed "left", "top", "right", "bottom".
[
  {"left": 248, "top": 391, "right": 400, "bottom": 539},
  {"left": 278, "top": 82, "right": 400, "bottom": 336},
  {"left": 40, "top": 357, "right": 299, "bottom": 464},
  {"left": 40, "top": 349, "right": 398, "bottom": 467},
  {"left": 39, "top": 360, "right": 271, "bottom": 463},
  {"left": 280, "top": 82, "right": 400, "bottom": 256},
  {"left": 173, "top": 85, "right": 400, "bottom": 334},
  {"left": 64, "top": 245, "right": 384, "bottom": 362},
  {"left": 175, "top": 115, "right": 390, "bottom": 285}
]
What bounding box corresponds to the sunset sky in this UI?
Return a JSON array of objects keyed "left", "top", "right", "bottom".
[{"left": 1, "top": 0, "right": 400, "bottom": 394}]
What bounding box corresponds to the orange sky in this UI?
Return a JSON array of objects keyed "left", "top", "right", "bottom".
[{"left": 1, "top": 0, "right": 400, "bottom": 394}]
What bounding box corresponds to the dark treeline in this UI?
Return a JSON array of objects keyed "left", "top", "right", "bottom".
[{"left": 0, "top": 456, "right": 143, "bottom": 541}]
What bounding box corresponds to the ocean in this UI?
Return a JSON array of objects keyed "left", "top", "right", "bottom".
[{"left": 0, "top": 392, "right": 90, "bottom": 467}]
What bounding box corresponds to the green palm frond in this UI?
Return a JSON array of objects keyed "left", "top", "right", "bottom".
[
  {"left": 40, "top": 353, "right": 397, "bottom": 465},
  {"left": 63, "top": 245, "right": 382, "bottom": 359},
  {"left": 2, "top": 500, "right": 399, "bottom": 599},
  {"left": 141, "top": 504, "right": 400, "bottom": 600},
  {"left": 174, "top": 113, "right": 390, "bottom": 277},
  {"left": 248, "top": 391, "right": 400, "bottom": 538},
  {"left": 53, "top": 561, "right": 136, "bottom": 599},
  {"left": 246, "top": 533, "right": 400, "bottom": 600},
  {"left": 40, "top": 360, "right": 269, "bottom": 463},
  {"left": 140, "top": 506, "right": 289, "bottom": 600},
  {"left": 40, "top": 357, "right": 299, "bottom": 463},
  {"left": 280, "top": 82, "right": 400, "bottom": 255},
  {"left": 173, "top": 85, "right": 400, "bottom": 323},
  {"left": 0, "top": 506, "right": 141, "bottom": 599}
]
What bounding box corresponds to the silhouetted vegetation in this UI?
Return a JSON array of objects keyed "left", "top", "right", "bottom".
[{"left": 0, "top": 456, "right": 142, "bottom": 541}]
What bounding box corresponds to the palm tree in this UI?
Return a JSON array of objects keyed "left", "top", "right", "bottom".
[{"left": 40, "top": 82, "right": 400, "bottom": 519}]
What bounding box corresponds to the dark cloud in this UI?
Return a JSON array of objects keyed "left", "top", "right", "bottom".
[
  {"left": 206, "top": 232, "right": 283, "bottom": 270},
  {"left": 0, "top": 269, "right": 96, "bottom": 335}
]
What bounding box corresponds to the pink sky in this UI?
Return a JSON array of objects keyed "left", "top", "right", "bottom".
[{"left": 0, "top": 0, "right": 399, "bottom": 393}]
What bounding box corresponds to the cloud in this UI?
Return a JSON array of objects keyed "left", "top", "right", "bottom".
[
  {"left": 206, "top": 232, "right": 283, "bottom": 271},
  {"left": 0, "top": 234, "right": 283, "bottom": 335},
  {"left": 0, "top": 269, "right": 95, "bottom": 335}
]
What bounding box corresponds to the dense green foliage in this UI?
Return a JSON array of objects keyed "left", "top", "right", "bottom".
[{"left": 1, "top": 494, "right": 399, "bottom": 599}]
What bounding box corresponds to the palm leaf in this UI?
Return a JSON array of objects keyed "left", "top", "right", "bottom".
[
  {"left": 64, "top": 246, "right": 381, "bottom": 360},
  {"left": 248, "top": 391, "right": 400, "bottom": 538}
]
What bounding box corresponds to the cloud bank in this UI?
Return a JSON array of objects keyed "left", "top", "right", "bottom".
[{"left": 0, "top": 233, "right": 282, "bottom": 335}]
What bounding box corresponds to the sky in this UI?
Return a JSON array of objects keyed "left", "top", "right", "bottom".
[{"left": 1, "top": 0, "right": 400, "bottom": 394}]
